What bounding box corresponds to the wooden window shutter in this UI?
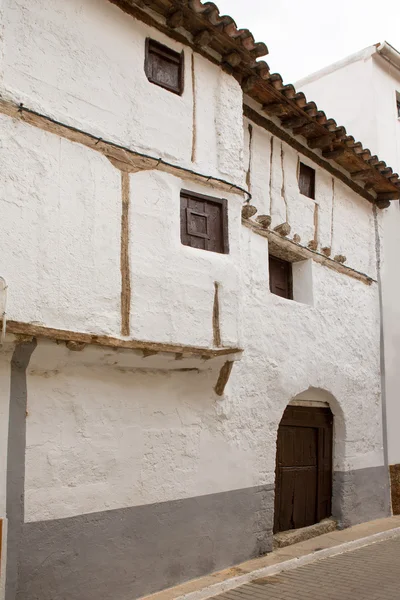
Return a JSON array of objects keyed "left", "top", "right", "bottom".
[
  {"left": 180, "top": 190, "right": 229, "bottom": 254},
  {"left": 299, "top": 163, "right": 316, "bottom": 199},
  {"left": 269, "top": 255, "right": 292, "bottom": 299},
  {"left": 145, "top": 39, "right": 184, "bottom": 95}
]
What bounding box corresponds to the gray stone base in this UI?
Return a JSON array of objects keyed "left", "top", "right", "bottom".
[
  {"left": 332, "top": 465, "right": 391, "bottom": 528},
  {"left": 16, "top": 485, "right": 274, "bottom": 600}
]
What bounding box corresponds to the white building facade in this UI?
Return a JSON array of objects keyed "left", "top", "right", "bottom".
[
  {"left": 298, "top": 42, "right": 400, "bottom": 517},
  {"left": 0, "top": 2, "right": 398, "bottom": 599}
]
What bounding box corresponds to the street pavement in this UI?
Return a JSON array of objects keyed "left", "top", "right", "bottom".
[{"left": 213, "top": 536, "right": 400, "bottom": 600}]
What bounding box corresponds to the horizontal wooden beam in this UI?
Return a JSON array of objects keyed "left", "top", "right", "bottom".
[
  {"left": 307, "top": 134, "right": 335, "bottom": 150},
  {"left": 2, "top": 320, "right": 242, "bottom": 358},
  {"left": 243, "top": 219, "right": 375, "bottom": 286},
  {"left": 0, "top": 97, "right": 249, "bottom": 200}
]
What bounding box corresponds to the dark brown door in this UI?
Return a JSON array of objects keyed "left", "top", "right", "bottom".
[{"left": 274, "top": 406, "right": 333, "bottom": 533}]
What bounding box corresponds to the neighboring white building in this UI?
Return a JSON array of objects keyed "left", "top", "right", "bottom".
[
  {"left": 298, "top": 42, "right": 400, "bottom": 516},
  {"left": 0, "top": 2, "right": 399, "bottom": 600}
]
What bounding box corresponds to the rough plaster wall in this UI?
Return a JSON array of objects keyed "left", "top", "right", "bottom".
[
  {"left": 371, "top": 56, "right": 400, "bottom": 171},
  {"left": 298, "top": 55, "right": 378, "bottom": 156},
  {"left": 332, "top": 181, "right": 376, "bottom": 277},
  {"left": 24, "top": 218, "right": 384, "bottom": 524},
  {"left": 128, "top": 171, "right": 242, "bottom": 348},
  {"left": 0, "top": 0, "right": 244, "bottom": 184},
  {"left": 248, "top": 119, "right": 376, "bottom": 277},
  {"left": 0, "top": 115, "right": 121, "bottom": 333},
  {"left": 243, "top": 121, "right": 270, "bottom": 214},
  {"left": 216, "top": 70, "right": 244, "bottom": 182},
  {"left": 24, "top": 341, "right": 255, "bottom": 522}
]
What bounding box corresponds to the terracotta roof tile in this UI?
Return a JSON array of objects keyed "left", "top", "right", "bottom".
[{"left": 114, "top": 0, "right": 400, "bottom": 204}]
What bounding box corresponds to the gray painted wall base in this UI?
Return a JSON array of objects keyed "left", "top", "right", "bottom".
[
  {"left": 332, "top": 465, "right": 391, "bottom": 528},
  {"left": 6, "top": 341, "right": 37, "bottom": 600},
  {"left": 16, "top": 485, "right": 274, "bottom": 600}
]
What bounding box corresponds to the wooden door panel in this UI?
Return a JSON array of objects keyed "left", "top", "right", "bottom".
[{"left": 274, "top": 406, "right": 333, "bottom": 533}]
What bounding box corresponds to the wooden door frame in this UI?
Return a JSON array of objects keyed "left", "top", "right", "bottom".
[{"left": 274, "top": 405, "right": 333, "bottom": 533}]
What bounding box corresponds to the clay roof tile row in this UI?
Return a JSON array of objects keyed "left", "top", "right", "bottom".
[{"left": 119, "top": 0, "right": 400, "bottom": 205}]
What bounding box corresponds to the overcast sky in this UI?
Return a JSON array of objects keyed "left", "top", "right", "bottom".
[{"left": 215, "top": 0, "right": 400, "bottom": 83}]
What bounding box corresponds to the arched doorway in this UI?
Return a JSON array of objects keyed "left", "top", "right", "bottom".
[{"left": 274, "top": 404, "right": 333, "bottom": 533}]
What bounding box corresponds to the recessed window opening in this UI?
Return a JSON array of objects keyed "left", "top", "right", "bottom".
[
  {"left": 396, "top": 92, "right": 400, "bottom": 118},
  {"left": 180, "top": 190, "right": 229, "bottom": 254},
  {"left": 269, "top": 255, "right": 293, "bottom": 299},
  {"left": 145, "top": 38, "right": 184, "bottom": 95},
  {"left": 299, "top": 162, "right": 316, "bottom": 199}
]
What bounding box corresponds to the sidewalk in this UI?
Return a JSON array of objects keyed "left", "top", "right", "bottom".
[{"left": 142, "top": 516, "right": 400, "bottom": 600}]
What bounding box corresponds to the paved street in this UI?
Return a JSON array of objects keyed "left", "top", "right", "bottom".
[{"left": 214, "top": 536, "right": 400, "bottom": 600}]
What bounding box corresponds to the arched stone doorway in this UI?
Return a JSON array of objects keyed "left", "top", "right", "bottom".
[{"left": 274, "top": 400, "right": 334, "bottom": 533}]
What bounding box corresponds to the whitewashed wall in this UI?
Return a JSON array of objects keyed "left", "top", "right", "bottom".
[
  {"left": 298, "top": 48, "right": 400, "bottom": 466},
  {"left": 0, "top": 0, "right": 385, "bottom": 573},
  {"left": 18, "top": 112, "right": 384, "bottom": 524},
  {"left": 23, "top": 229, "right": 383, "bottom": 524},
  {"left": 0, "top": 0, "right": 243, "bottom": 185},
  {"left": 297, "top": 48, "right": 378, "bottom": 160}
]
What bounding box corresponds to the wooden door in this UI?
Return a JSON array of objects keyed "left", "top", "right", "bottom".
[{"left": 274, "top": 406, "right": 333, "bottom": 533}]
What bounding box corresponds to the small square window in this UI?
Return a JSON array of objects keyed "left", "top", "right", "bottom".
[
  {"left": 145, "top": 38, "right": 184, "bottom": 95},
  {"left": 180, "top": 190, "right": 229, "bottom": 254},
  {"left": 299, "top": 162, "right": 315, "bottom": 199},
  {"left": 269, "top": 255, "right": 293, "bottom": 299}
]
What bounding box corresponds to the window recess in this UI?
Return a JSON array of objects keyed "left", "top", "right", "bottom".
[
  {"left": 180, "top": 190, "right": 229, "bottom": 254},
  {"left": 269, "top": 255, "right": 293, "bottom": 299},
  {"left": 299, "top": 162, "right": 316, "bottom": 199},
  {"left": 145, "top": 38, "right": 184, "bottom": 95}
]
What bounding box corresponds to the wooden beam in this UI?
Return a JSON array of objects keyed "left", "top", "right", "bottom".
[
  {"left": 243, "top": 219, "right": 375, "bottom": 285},
  {"left": 2, "top": 320, "right": 242, "bottom": 358},
  {"left": 307, "top": 134, "right": 335, "bottom": 150},
  {"left": 262, "top": 102, "right": 290, "bottom": 117},
  {"left": 242, "top": 75, "right": 257, "bottom": 93},
  {"left": 377, "top": 191, "right": 400, "bottom": 201},
  {"left": 193, "top": 29, "right": 212, "bottom": 47},
  {"left": 351, "top": 170, "right": 375, "bottom": 182},
  {"left": 166, "top": 9, "right": 184, "bottom": 29},
  {"left": 243, "top": 104, "right": 381, "bottom": 206},
  {"left": 223, "top": 52, "right": 241, "bottom": 67},
  {"left": 322, "top": 148, "right": 346, "bottom": 160},
  {"left": 281, "top": 116, "right": 308, "bottom": 129},
  {"left": 292, "top": 122, "right": 319, "bottom": 137},
  {"left": 214, "top": 361, "right": 234, "bottom": 396}
]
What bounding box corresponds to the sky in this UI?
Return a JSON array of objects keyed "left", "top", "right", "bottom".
[{"left": 214, "top": 0, "right": 400, "bottom": 83}]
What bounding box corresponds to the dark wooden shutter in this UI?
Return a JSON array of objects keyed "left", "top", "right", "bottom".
[
  {"left": 299, "top": 163, "right": 316, "bottom": 199},
  {"left": 145, "top": 39, "right": 183, "bottom": 94},
  {"left": 269, "top": 256, "right": 292, "bottom": 299},
  {"left": 180, "top": 191, "right": 228, "bottom": 254},
  {"left": 274, "top": 406, "right": 333, "bottom": 533}
]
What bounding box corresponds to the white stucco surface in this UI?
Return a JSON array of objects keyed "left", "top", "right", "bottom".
[
  {"left": 0, "top": 0, "right": 244, "bottom": 185},
  {"left": 297, "top": 45, "right": 400, "bottom": 466},
  {"left": 0, "top": 115, "right": 121, "bottom": 334},
  {"left": 127, "top": 171, "right": 242, "bottom": 348},
  {"left": 0, "top": 0, "right": 386, "bottom": 531},
  {"left": 23, "top": 175, "right": 384, "bottom": 522}
]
